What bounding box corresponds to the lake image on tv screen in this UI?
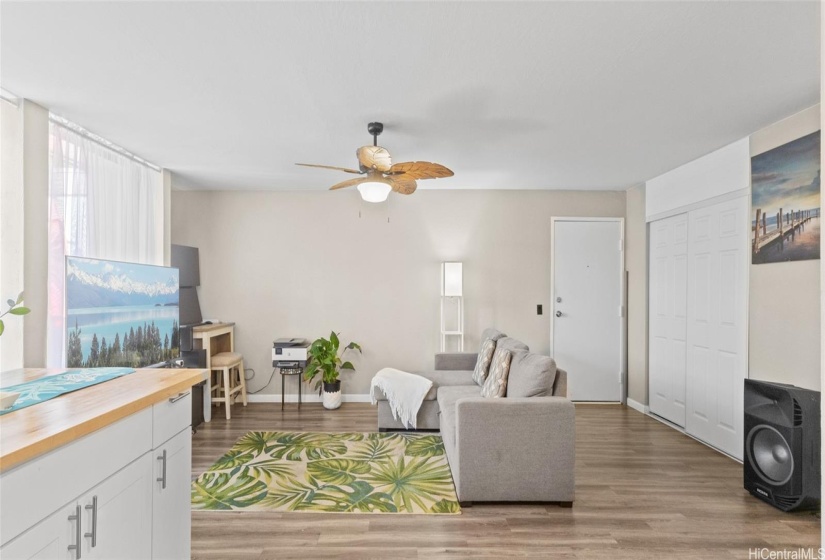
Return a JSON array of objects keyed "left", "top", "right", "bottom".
[{"left": 66, "top": 257, "right": 180, "bottom": 368}]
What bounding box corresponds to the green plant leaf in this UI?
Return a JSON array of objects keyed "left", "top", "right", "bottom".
[
  {"left": 15, "top": 291, "right": 23, "bottom": 304},
  {"left": 350, "top": 438, "right": 394, "bottom": 462},
  {"left": 239, "top": 458, "right": 294, "bottom": 484},
  {"left": 269, "top": 433, "right": 347, "bottom": 462},
  {"left": 340, "top": 361, "right": 355, "bottom": 371},
  {"left": 0, "top": 320, "right": 4, "bottom": 336},
  {"left": 365, "top": 456, "right": 456, "bottom": 512},
  {"left": 210, "top": 449, "right": 256, "bottom": 471},
  {"left": 260, "top": 476, "right": 322, "bottom": 511},
  {"left": 330, "top": 331, "right": 339, "bottom": 351},
  {"left": 405, "top": 435, "right": 445, "bottom": 458},
  {"left": 305, "top": 480, "right": 397, "bottom": 513},
  {"left": 9, "top": 307, "right": 29, "bottom": 315},
  {"left": 345, "top": 342, "right": 362, "bottom": 353},
  {"left": 430, "top": 499, "right": 461, "bottom": 513},
  {"left": 307, "top": 459, "right": 371, "bottom": 485},
  {"left": 233, "top": 431, "right": 282, "bottom": 456},
  {"left": 191, "top": 472, "right": 268, "bottom": 510}
]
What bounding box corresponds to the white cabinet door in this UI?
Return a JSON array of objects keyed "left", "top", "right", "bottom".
[
  {"left": 648, "top": 213, "right": 689, "bottom": 426},
  {"left": 0, "top": 503, "right": 76, "bottom": 560},
  {"left": 685, "top": 196, "right": 748, "bottom": 459},
  {"left": 81, "top": 453, "right": 153, "bottom": 560},
  {"left": 152, "top": 428, "right": 192, "bottom": 560}
]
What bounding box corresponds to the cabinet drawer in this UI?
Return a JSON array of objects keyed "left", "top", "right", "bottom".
[
  {"left": 152, "top": 391, "right": 191, "bottom": 447},
  {"left": 0, "top": 408, "right": 152, "bottom": 547}
]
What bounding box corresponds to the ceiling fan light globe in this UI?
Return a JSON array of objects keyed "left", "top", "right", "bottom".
[{"left": 357, "top": 182, "right": 392, "bottom": 203}]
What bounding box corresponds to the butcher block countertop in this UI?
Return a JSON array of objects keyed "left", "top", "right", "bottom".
[{"left": 0, "top": 367, "right": 207, "bottom": 473}]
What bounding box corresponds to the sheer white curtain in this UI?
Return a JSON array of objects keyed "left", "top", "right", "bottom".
[{"left": 47, "top": 121, "right": 163, "bottom": 366}]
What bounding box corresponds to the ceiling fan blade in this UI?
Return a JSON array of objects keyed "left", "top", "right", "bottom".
[
  {"left": 388, "top": 161, "right": 454, "bottom": 179},
  {"left": 357, "top": 146, "right": 392, "bottom": 172},
  {"left": 329, "top": 177, "right": 370, "bottom": 191},
  {"left": 296, "top": 163, "right": 364, "bottom": 174},
  {"left": 387, "top": 174, "right": 417, "bottom": 195}
]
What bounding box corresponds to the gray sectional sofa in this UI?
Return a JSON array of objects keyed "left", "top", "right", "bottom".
[{"left": 374, "top": 329, "right": 575, "bottom": 505}]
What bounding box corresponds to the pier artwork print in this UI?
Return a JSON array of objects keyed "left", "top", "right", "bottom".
[{"left": 751, "top": 130, "right": 820, "bottom": 265}]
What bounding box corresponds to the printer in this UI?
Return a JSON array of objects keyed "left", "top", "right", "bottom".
[{"left": 272, "top": 338, "right": 310, "bottom": 368}]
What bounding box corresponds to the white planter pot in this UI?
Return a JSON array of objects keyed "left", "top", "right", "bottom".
[{"left": 323, "top": 381, "right": 342, "bottom": 410}]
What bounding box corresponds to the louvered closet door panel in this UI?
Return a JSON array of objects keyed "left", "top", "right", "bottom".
[
  {"left": 685, "top": 196, "right": 748, "bottom": 460},
  {"left": 648, "top": 213, "right": 688, "bottom": 426}
]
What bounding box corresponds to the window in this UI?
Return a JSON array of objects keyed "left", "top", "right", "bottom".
[{"left": 47, "top": 118, "right": 163, "bottom": 366}]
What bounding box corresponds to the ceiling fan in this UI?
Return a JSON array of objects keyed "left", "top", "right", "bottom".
[{"left": 296, "top": 122, "right": 454, "bottom": 202}]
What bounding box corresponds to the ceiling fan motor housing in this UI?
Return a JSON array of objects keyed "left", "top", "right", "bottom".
[{"left": 367, "top": 122, "right": 383, "bottom": 137}]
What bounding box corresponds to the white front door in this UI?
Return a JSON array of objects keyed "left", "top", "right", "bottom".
[
  {"left": 648, "top": 213, "right": 689, "bottom": 426},
  {"left": 685, "top": 196, "right": 748, "bottom": 459},
  {"left": 552, "top": 219, "right": 624, "bottom": 402}
]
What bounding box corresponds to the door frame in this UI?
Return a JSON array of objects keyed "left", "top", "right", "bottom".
[{"left": 550, "top": 216, "right": 627, "bottom": 404}]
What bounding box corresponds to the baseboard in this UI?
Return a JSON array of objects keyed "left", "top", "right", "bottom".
[
  {"left": 646, "top": 410, "right": 742, "bottom": 464},
  {"left": 246, "top": 393, "right": 373, "bottom": 404},
  {"left": 626, "top": 398, "right": 649, "bottom": 414}
]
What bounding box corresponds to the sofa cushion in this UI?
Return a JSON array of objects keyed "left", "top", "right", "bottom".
[
  {"left": 496, "top": 336, "right": 529, "bottom": 354},
  {"left": 481, "top": 348, "right": 512, "bottom": 398},
  {"left": 480, "top": 328, "right": 506, "bottom": 345},
  {"left": 471, "top": 337, "right": 497, "bottom": 386},
  {"left": 507, "top": 351, "right": 558, "bottom": 398},
  {"left": 437, "top": 385, "right": 482, "bottom": 410},
  {"left": 437, "top": 385, "right": 482, "bottom": 447},
  {"left": 371, "top": 369, "right": 474, "bottom": 402}
]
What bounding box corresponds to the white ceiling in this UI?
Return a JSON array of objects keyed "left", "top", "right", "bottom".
[{"left": 1, "top": 1, "right": 820, "bottom": 191}]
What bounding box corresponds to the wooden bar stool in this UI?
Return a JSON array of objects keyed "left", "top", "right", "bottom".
[{"left": 210, "top": 352, "right": 247, "bottom": 420}]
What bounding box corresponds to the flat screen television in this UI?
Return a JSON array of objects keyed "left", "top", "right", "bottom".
[{"left": 66, "top": 256, "right": 180, "bottom": 368}]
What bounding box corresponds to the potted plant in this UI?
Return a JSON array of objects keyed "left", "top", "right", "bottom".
[
  {"left": 0, "top": 292, "right": 30, "bottom": 337},
  {"left": 303, "top": 331, "right": 361, "bottom": 410}
]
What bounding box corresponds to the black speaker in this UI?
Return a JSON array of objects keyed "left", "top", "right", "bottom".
[
  {"left": 744, "top": 379, "right": 820, "bottom": 511},
  {"left": 180, "top": 325, "right": 194, "bottom": 352}
]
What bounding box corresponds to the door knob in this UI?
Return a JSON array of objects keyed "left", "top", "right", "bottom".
[{"left": 555, "top": 311, "right": 562, "bottom": 317}]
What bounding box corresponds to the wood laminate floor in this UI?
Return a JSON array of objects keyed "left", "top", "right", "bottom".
[{"left": 191, "top": 403, "right": 820, "bottom": 559}]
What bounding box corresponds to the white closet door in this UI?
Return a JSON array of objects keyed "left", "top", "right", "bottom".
[
  {"left": 648, "top": 213, "right": 688, "bottom": 426},
  {"left": 685, "top": 196, "right": 748, "bottom": 459}
]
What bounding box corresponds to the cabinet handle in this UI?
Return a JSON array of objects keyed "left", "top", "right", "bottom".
[
  {"left": 84, "top": 496, "right": 98, "bottom": 548},
  {"left": 168, "top": 391, "right": 190, "bottom": 404},
  {"left": 157, "top": 449, "right": 167, "bottom": 489},
  {"left": 67, "top": 504, "right": 82, "bottom": 559}
]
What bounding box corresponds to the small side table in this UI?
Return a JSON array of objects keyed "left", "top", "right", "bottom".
[{"left": 279, "top": 367, "right": 303, "bottom": 410}]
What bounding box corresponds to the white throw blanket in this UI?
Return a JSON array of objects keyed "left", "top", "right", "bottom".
[{"left": 370, "top": 368, "right": 433, "bottom": 430}]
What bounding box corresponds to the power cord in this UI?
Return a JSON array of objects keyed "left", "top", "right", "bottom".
[{"left": 247, "top": 368, "right": 277, "bottom": 394}]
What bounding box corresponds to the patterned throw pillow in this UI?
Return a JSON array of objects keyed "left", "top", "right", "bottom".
[
  {"left": 481, "top": 348, "right": 512, "bottom": 398},
  {"left": 472, "top": 338, "right": 497, "bottom": 386}
]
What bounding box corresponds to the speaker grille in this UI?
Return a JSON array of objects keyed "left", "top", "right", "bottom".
[
  {"left": 793, "top": 399, "right": 802, "bottom": 426},
  {"left": 774, "top": 495, "right": 800, "bottom": 510},
  {"left": 747, "top": 425, "right": 794, "bottom": 486}
]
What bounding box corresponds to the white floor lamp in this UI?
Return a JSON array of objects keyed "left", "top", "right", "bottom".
[{"left": 440, "top": 262, "right": 464, "bottom": 352}]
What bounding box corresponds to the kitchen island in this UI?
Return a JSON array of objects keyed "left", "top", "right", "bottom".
[{"left": 0, "top": 367, "right": 207, "bottom": 559}]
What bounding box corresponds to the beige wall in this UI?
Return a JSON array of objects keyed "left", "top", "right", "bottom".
[
  {"left": 625, "top": 184, "right": 648, "bottom": 405},
  {"left": 171, "top": 189, "right": 626, "bottom": 396},
  {"left": 0, "top": 100, "right": 25, "bottom": 370},
  {"left": 749, "top": 105, "right": 821, "bottom": 391}
]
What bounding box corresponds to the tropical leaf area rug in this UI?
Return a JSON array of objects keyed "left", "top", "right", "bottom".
[{"left": 191, "top": 431, "right": 461, "bottom": 514}]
